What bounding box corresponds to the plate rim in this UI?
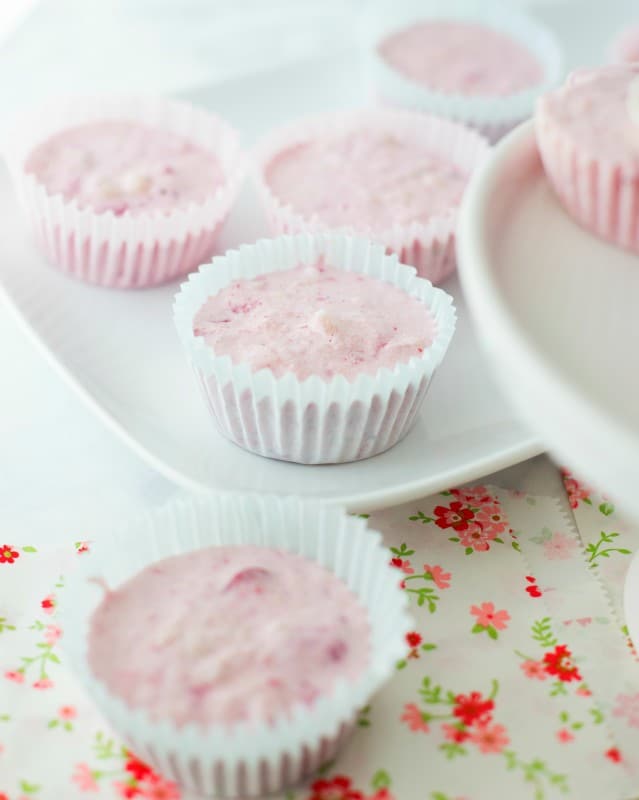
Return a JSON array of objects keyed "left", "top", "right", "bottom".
[{"left": 458, "top": 119, "right": 639, "bottom": 517}]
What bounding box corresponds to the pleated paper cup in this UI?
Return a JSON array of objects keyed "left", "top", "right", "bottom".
[
  {"left": 60, "top": 493, "right": 411, "bottom": 797},
  {"left": 366, "top": 0, "right": 563, "bottom": 143},
  {"left": 3, "top": 95, "right": 245, "bottom": 288},
  {"left": 536, "top": 66, "right": 639, "bottom": 255},
  {"left": 254, "top": 107, "right": 490, "bottom": 284},
  {"left": 173, "top": 232, "right": 457, "bottom": 464}
]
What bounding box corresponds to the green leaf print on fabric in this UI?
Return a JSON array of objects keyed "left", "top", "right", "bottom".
[
  {"left": 598, "top": 502, "right": 615, "bottom": 517},
  {"left": 4, "top": 619, "right": 63, "bottom": 688},
  {"left": 531, "top": 618, "right": 558, "bottom": 648},
  {"left": 585, "top": 532, "right": 631, "bottom": 568},
  {"left": 357, "top": 705, "right": 372, "bottom": 728},
  {"left": 371, "top": 770, "right": 391, "bottom": 790},
  {"left": 0, "top": 617, "right": 16, "bottom": 634}
]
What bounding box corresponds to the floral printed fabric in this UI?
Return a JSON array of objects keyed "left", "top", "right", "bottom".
[{"left": 0, "top": 487, "right": 638, "bottom": 800}]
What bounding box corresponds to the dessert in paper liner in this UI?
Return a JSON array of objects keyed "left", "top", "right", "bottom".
[
  {"left": 173, "top": 232, "right": 457, "bottom": 464},
  {"left": 253, "top": 108, "right": 490, "bottom": 284},
  {"left": 3, "top": 95, "right": 245, "bottom": 288},
  {"left": 366, "top": 0, "right": 563, "bottom": 143},
  {"left": 60, "top": 493, "right": 411, "bottom": 797},
  {"left": 536, "top": 67, "right": 639, "bottom": 256}
]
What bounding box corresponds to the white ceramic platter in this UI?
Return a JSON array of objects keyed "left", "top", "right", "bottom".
[
  {"left": 0, "top": 54, "right": 542, "bottom": 510},
  {"left": 458, "top": 121, "right": 639, "bottom": 520}
]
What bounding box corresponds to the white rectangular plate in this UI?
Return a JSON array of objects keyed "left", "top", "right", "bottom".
[{"left": 0, "top": 53, "right": 540, "bottom": 511}]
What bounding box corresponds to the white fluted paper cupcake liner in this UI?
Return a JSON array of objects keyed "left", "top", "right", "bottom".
[
  {"left": 3, "top": 95, "right": 245, "bottom": 288},
  {"left": 60, "top": 493, "right": 412, "bottom": 797},
  {"left": 173, "top": 232, "right": 456, "bottom": 464},
  {"left": 253, "top": 107, "right": 490, "bottom": 284},
  {"left": 536, "top": 68, "right": 639, "bottom": 255},
  {"left": 365, "top": 0, "right": 563, "bottom": 143}
]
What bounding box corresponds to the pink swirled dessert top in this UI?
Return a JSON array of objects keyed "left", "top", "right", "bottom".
[
  {"left": 24, "top": 120, "right": 225, "bottom": 216},
  {"left": 377, "top": 20, "right": 543, "bottom": 96},
  {"left": 88, "top": 545, "right": 370, "bottom": 727},
  {"left": 193, "top": 264, "right": 435, "bottom": 381},
  {"left": 263, "top": 128, "right": 469, "bottom": 231}
]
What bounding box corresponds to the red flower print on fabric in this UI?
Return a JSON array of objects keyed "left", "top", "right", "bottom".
[
  {"left": 401, "top": 702, "right": 429, "bottom": 732},
  {"left": 41, "top": 595, "right": 56, "bottom": 615},
  {"left": 433, "top": 502, "right": 475, "bottom": 531},
  {"left": 389, "top": 557, "right": 413, "bottom": 574},
  {"left": 556, "top": 728, "right": 574, "bottom": 743},
  {"left": 75, "top": 540, "right": 91, "bottom": 554},
  {"left": 0, "top": 545, "right": 19, "bottom": 564},
  {"left": 114, "top": 783, "right": 139, "bottom": 798},
  {"left": 605, "top": 747, "right": 622, "bottom": 763},
  {"left": 442, "top": 722, "right": 469, "bottom": 743},
  {"left": 543, "top": 645, "right": 582, "bottom": 683},
  {"left": 406, "top": 631, "right": 422, "bottom": 648},
  {"left": 135, "top": 777, "right": 181, "bottom": 799},
  {"left": 125, "top": 752, "right": 154, "bottom": 782},
  {"left": 5, "top": 670, "right": 24, "bottom": 683},
  {"left": 309, "top": 775, "right": 365, "bottom": 800},
  {"left": 452, "top": 692, "right": 495, "bottom": 727},
  {"left": 33, "top": 678, "right": 54, "bottom": 689},
  {"left": 469, "top": 719, "right": 510, "bottom": 754},
  {"left": 525, "top": 576, "right": 542, "bottom": 598}
]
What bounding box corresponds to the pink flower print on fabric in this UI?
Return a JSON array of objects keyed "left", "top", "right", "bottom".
[
  {"left": 451, "top": 486, "right": 494, "bottom": 506},
  {"left": 73, "top": 763, "right": 99, "bottom": 792},
  {"left": 470, "top": 602, "right": 510, "bottom": 631},
  {"left": 401, "top": 702, "right": 429, "bottom": 732},
  {"left": 543, "top": 532, "right": 578, "bottom": 561},
  {"left": 520, "top": 660, "right": 547, "bottom": 680},
  {"left": 474, "top": 506, "right": 509, "bottom": 537},
  {"left": 458, "top": 523, "right": 498, "bottom": 552},
  {"left": 44, "top": 624, "right": 62, "bottom": 645},
  {"left": 423, "top": 564, "right": 451, "bottom": 590},
  {"left": 613, "top": 692, "right": 639, "bottom": 728},
  {"left": 468, "top": 719, "right": 510, "bottom": 754},
  {"left": 562, "top": 469, "right": 591, "bottom": 509},
  {"left": 556, "top": 728, "right": 575, "bottom": 743}
]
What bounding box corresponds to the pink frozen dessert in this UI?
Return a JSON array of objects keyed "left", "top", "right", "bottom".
[
  {"left": 377, "top": 20, "right": 543, "bottom": 96},
  {"left": 24, "top": 120, "right": 226, "bottom": 216},
  {"left": 193, "top": 264, "right": 436, "bottom": 381},
  {"left": 611, "top": 25, "right": 639, "bottom": 64},
  {"left": 88, "top": 545, "right": 370, "bottom": 727},
  {"left": 536, "top": 65, "right": 639, "bottom": 254},
  {"left": 263, "top": 128, "right": 469, "bottom": 233}
]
